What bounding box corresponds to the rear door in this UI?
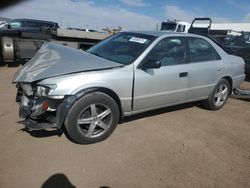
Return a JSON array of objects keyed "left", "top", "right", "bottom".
[{"left": 185, "top": 37, "right": 222, "bottom": 101}]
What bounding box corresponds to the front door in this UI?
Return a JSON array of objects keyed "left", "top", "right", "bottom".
[{"left": 133, "top": 37, "right": 189, "bottom": 112}]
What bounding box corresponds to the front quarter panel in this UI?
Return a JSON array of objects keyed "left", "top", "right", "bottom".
[{"left": 38, "top": 66, "right": 134, "bottom": 113}]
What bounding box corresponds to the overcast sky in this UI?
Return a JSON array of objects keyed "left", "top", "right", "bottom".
[{"left": 0, "top": 0, "right": 250, "bottom": 30}]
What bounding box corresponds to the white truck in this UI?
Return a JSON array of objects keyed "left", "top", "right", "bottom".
[
  {"left": 160, "top": 20, "right": 190, "bottom": 33},
  {"left": 160, "top": 18, "right": 250, "bottom": 36}
]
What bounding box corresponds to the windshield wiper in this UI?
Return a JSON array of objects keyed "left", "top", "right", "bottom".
[
  {"left": 89, "top": 51, "right": 102, "bottom": 58},
  {"left": 88, "top": 51, "right": 124, "bottom": 65}
]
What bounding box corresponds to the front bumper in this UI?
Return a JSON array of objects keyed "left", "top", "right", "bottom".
[
  {"left": 21, "top": 119, "right": 57, "bottom": 131},
  {"left": 19, "top": 95, "right": 49, "bottom": 119},
  {"left": 19, "top": 95, "right": 32, "bottom": 118},
  {"left": 18, "top": 93, "right": 77, "bottom": 131},
  {"left": 18, "top": 94, "right": 56, "bottom": 130}
]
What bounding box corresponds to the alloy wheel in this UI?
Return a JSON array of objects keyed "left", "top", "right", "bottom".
[
  {"left": 77, "top": 103, "right": 112, "bottom": 138},
  {"left": 213, "top": 84, "right": 228, "bottom": 107}
]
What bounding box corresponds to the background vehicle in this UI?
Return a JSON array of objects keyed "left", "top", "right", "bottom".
[
  {"left": 160, "top": 20, "right": 190, "bottom": 32},
  {"left": 160, "top": 18, "right": 250, "bottom": 38},
  {"left": 187, "top": 18, "right": 250, "bottom": 79},
  {"left": 13, "top": 31, "right": 245, "bottom": 144},
  {"left": 0, "top": 18, "right": 59, "bottom": 34},
  {"left": 223, "top": 32, "right": 250, "bottom": 79},
  {"left": 0, "top": 18, "right": 111, "bottom": 64}
]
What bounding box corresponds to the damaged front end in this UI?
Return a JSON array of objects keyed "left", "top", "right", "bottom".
[
  {"left": 12, "top": 42, "right": 122, "bottom": 132},
  {"left": 16, "top": 82, "right": 67, "bottom": 131}
]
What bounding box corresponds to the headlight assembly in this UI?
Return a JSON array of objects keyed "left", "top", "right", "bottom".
[
  {"left": 36, "top": 84, "right": 57, "bottom": 97},
  {"left": 35, "top": 84, "right": 64, "bottom": 99}
]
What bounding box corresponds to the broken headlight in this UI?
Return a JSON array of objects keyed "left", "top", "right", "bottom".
[
  {"left": 20, "top": 83, "right": 33, "bottom": 96},
  {"left": 35, "top": 85, "right": 64, "bottom": 99},
  {"left": 36, "top": 85, "right": 57, "bottom": 97}
]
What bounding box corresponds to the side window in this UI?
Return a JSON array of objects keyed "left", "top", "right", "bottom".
[
  {"left": 144, "top": 37, "right": 186, "bottom": 66},
  {"left": 9, "top": 21, "right": 22, "bottom": 28},
  {"left": 26, "top": 21, "right": 40, "bottom": 28},
  {"left": 40, "top": 23, "right": 53, "bottom": 28},
  {"left": 188, "top": 37, "right": 220, "bottom": 63}
]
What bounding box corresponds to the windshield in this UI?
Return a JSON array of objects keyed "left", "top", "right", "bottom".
[
  {"left": 160, "top": 23, "right": 177, "bottom": 31},
  {"left": 87, "top": 32, "right": 157, "bottom": 65}
]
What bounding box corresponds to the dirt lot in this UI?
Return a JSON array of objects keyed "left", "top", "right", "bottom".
[{"left": 0, "top": 66, "right": 250, "bottom": 188}]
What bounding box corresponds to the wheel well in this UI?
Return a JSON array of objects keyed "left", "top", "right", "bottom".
[
  {"left": 222, "top": 76, "right": 232, "bottom": 94},
  {"left": 76, "top": 87, "right": 124, "bottom": 122}
]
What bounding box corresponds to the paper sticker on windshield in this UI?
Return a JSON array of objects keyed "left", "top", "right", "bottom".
[{"left": 129, "top": 37, "right": 148, "bottom": 44}]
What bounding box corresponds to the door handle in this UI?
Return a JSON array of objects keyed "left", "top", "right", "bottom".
[{"left": 179, "top": 72, "right": 188, "bottom": 77}]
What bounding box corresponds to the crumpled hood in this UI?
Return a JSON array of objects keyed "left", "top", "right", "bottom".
[{"left": 13, "top": 42, "right": 122, "bottom": 83}]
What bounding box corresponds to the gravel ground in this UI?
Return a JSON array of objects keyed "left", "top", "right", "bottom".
[{"left": 0, "top": 66, "right": 250, "bottom": 188}]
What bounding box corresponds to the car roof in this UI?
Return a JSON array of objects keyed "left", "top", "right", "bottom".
[
  {"left": 123, "top": 30, "right": 223, "bottom": 47},
  {"left": 125, "top": 30, "right": 199, "bottom": 38},
  {"left": 10, "top": 19, "right": 58, "bottom": 24}
]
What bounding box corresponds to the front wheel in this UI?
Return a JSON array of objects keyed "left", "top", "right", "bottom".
[
  {"left": 65, "top": 92, "right": 119, "bottom": 144},
  {"left": 202, "top": 79, "right": 230, "bottom": 110}
]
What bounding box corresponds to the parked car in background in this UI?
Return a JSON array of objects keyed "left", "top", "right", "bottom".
[
  {"left": 0, "top": 18, "right": 110, "bottom": 64},
  {"left": 0, "top": 18, "right": 59, "bottom": 34},
  {"left": 0, "top": 21, "right": 7, "bottom": 26},
  {"left": 223, "top": 32, "right": 250, "bottom": 79},
  {"left": 13, "top": 31, "right": 245, "bottom": 144}
]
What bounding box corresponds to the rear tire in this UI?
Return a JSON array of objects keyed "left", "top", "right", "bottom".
[
  {"left": 202, "top": 79, "right": 230, "bottom": 110},
  {"left": 65, "top": 92, "right": 119, "bottom": 144}
]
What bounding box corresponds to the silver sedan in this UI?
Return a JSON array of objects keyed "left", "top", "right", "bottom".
[{"left": 13, "top": 31, "right": 245, "bottom": 144}]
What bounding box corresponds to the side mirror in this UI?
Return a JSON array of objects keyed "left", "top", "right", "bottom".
[{"left": 140, "top": 58, "right": 161, "bottom": 69}]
